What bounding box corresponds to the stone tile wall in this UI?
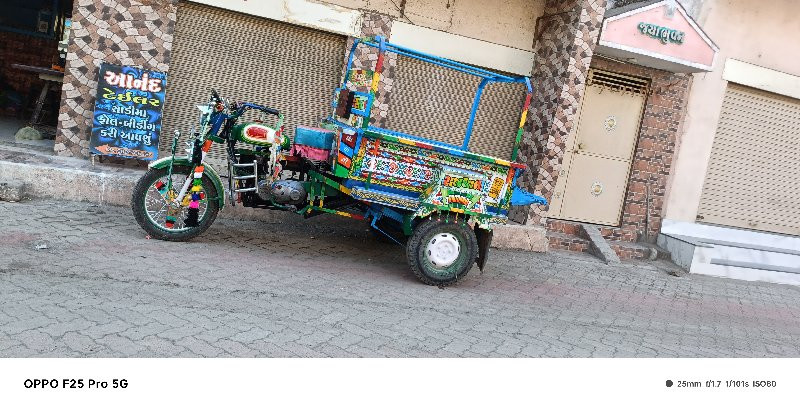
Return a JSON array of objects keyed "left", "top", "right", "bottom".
[
  {"left": 54, "top": 0, "right": 178, "bottom": 158},
  {"left": 510, "top": 0, "right": 608, "bottom": 225},
  {"left": 344, "top": 12, "right": 395, "bottom": 128}
]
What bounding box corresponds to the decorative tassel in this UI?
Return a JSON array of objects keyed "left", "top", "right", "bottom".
[
  {"left": 155, "top": 181, "right": 167, "bottom": 194},
  {"left": 189, "top": 201, "right": 200, "bottom": 209},
  {"left": 165, "top": 216, "right": 176, "bottom": 228}
]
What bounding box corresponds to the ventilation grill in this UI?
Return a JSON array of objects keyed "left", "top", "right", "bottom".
[{"left": 587, "top": 70, "right": 649, "bottom": 94}]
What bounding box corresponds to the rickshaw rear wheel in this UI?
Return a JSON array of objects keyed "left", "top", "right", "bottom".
[{"left": 406, "top": 217, "right": 477, "bottom": 286}]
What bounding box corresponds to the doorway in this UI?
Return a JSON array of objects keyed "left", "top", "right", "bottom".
[
  {"left": 548, "top": 70, "right": 648, "bottom": 226},
  {"left": 0, "top": 0, "right": 73, "bottom": 149}
]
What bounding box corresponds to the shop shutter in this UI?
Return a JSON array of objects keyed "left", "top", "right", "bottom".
[
  {"left": 698, "top": 84, "right": 800, "bottom": 235},
  {"left": 161, "top": 2, "right": 346, "bottom": 168},
  {"left": 385, "top": 55, "right": 526, "bottom": 160}
]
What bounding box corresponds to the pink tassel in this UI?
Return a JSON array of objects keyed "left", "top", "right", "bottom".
[{"left": 189, "top": 201, "right": 200, "bottom": 209}]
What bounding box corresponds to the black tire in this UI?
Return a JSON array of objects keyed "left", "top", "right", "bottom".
[
  {"left": 406, "top": 217, "right": 478, "bottom": 286},
  {"left": 131, "top": 165, "right": 220, "bottom": 241}
]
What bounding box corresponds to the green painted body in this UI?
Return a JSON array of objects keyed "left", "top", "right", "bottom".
[{"left": 149, "top": 156, "right": 226, "bottom": 208}]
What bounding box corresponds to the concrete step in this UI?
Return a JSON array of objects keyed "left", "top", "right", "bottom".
[{"left": 659, "top": 219, "right": 800, "bottom": 286}]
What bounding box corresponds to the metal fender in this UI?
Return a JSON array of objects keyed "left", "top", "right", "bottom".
[
  {"left": 149, "top": 156, "right": 226, "bottom": 208},
  {"left": 474, "top": 224, "right": 493, "bottom": 271},
  {"left": 510, "top": 168, "right": 547, "bottom": 207}
]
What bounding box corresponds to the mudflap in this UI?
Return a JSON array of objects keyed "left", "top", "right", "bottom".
[{"left": 474, "top": 224, "right": 493, "bottom": 271}]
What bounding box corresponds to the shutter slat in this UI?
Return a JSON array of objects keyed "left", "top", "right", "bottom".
[
  {"left": 161, "top": 2, "right": 346, "bottom": 168},
  {"left": 698, "top": 83, "right": 800, "bottom": 235}
]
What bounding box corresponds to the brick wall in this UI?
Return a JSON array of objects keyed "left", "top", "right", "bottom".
[
  {"left": 510, "top": 0, "right": 608, "bottom": 225},
  {"left": 0, "top": 31, "right": 59, "bottom": 115},
  {"left": 54, "top": 0, "right": 178, "bottom": 158}
]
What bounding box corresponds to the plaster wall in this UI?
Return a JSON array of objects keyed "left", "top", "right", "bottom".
[
  {"left": 320, "top": 0, "right": 545, "bottom": 51},
  {"left": 663, "top": 0, "right": 800, "bottom": 222}
]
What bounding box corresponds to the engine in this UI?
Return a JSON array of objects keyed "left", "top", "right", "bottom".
[
  {"left": 256, "top": 179, "right": 307, "bottom": 206},
  {"left": 270, "top": 180, "right": 307, "bottom": 205}
]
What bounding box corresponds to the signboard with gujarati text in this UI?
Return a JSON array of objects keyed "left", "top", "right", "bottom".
[{"left": 90, "top": 63, "right": 167, "bottom": 160}]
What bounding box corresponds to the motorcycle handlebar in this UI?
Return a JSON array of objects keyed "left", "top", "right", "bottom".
[{"left": 208, "top": 91, "right": 280, "bottom": 116}]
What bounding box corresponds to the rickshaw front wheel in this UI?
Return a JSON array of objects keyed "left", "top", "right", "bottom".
[
  {"left": 406, "top": 217, "right": 477, "bottom": 286},
  {"left": 131, "top": 166, "right": 220, "bottom": 241}
]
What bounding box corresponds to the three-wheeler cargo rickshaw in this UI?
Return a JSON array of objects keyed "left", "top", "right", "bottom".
[{"left": 132, "top": 35, "right": 547, "bottom": 286}]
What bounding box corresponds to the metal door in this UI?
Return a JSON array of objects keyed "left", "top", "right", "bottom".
[{"left": 549, "top": 70, "right": 647, "bottom": 225}]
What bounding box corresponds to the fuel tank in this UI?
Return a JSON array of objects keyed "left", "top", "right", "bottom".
[{"left": 232, "top": 122, "right": 290, "bottom": 149}]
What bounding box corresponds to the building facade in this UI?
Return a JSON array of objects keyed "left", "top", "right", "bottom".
[
  {"left": 53, "top": 0, "right": 721, "bottom": 260},
  {"left": 659, "top": 0, "right": 800, "bottom": 284}
]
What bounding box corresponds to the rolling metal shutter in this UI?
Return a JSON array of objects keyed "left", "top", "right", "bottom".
[
  {"left": 385, "top": 55, "right": 526, "bottom": 160},
  {"left": 161, "top": 2, "right": 346, "bottom": 167},
  {"left": 698, "top": 84, "right": 800, "bottom": 235}
]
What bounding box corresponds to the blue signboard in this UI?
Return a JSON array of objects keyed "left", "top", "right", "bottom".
[{"left": 90, "top": 63, "right": 167, "bottom": 160}]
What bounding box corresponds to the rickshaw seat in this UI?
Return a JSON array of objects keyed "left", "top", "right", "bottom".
[{"left": 292, "top": 126, "right": 335, "bottom": 161}]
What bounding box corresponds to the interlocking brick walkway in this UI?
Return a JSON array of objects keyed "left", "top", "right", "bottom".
[{"left": 1, "top": 200, "right": 799, "bottom": 357}]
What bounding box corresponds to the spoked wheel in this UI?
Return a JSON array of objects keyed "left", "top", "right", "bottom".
[
  {"left": 406, "top": 217, "right": 478, "bottom": 286},
  {"left": 131, "top": 165, "right": 220, "bottom": 241}
]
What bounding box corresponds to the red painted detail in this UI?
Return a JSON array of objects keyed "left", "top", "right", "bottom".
[
  {"left": 337, "top": 153, "right": 352, "bottom": 169},
  {"left": 154, "top": 181, "right": 165, "bottom": 190},
  {"left": 415, "top": 142, "right": 433, "bottom": 150},
  {"left": 276, "top": 125, "right": 284, "bottom": 138},
  {"left": 342, "top": 132, "right": 357, "bottom": 148},
  {"left": 523, "top": 93, "right": 532, "bottom": 111},
  {"left": 510, "top": 162, "right": 527, "bottom": 169},
  {"left": 245, "top": 126, "right": 268, "bottom": 139},
  {"left": 375, "top": 54, "right": 384, "bottom": 75}
]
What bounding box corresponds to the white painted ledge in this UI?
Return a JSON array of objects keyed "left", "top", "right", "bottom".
[{"left": 723, "top": 59, "right": 800, "bottom": 100}]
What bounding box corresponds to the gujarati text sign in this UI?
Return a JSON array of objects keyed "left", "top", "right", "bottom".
[{"left": 90, "top": 63, "right": 167, "bottom": 160}]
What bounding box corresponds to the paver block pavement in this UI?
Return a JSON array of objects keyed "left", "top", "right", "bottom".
[{"left": 1, "top": 199, "right": 799, "bottom": 357}]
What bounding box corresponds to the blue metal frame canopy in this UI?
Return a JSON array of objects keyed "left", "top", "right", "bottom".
[{"left": 339, "top": 35, "right": 534, "bottom": 154}]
